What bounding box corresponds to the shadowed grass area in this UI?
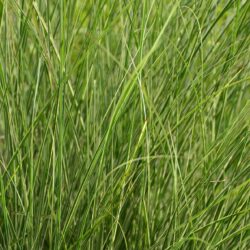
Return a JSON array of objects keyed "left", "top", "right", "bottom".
[{"left": 0, "top": 0, "right": 249, "bottom": 249}]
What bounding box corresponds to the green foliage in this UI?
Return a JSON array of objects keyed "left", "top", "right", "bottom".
[{"left": 0, "top": 0, "right": 249, "bottom": 249}]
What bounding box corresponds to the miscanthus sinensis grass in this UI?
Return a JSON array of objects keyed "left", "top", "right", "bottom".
[{"left": 0, "top": 0, "right": 249, "bottom": 249}]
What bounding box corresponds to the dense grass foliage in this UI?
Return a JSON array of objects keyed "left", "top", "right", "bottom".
[{"left": 0, "top": 0, "right": 250, "bottom": 249}]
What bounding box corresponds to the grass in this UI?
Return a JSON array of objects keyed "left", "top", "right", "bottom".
[{"left": 0, "top": 0, "right": 250, "bottom": 249}]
